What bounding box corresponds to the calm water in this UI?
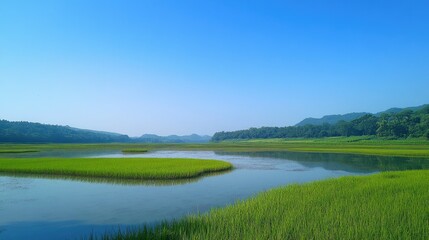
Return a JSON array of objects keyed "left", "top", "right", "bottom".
[{"left": 1, "top": 150, "right": 428, "bottom": 239}]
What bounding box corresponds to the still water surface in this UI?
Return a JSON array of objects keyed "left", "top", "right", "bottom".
[{"left": 1, "top": 150, "right": 427, "bottom": 239}]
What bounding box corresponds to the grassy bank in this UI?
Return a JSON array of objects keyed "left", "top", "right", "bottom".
[
  {"left": 237, "top": 137, "right": 429, "bottom": 157},
  {"left": 1, "top": 136, "right": 429, "bottom": 158},
  {"left": 0, "top": 158, "right": 232, "bottom": 180},
  {"left": 98, "top": 170, "right": 429, "bottom": 239}
]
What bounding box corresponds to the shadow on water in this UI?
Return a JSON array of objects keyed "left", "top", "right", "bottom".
[
  {"left": 215, "top": 151, "right": 429, "bottom": 172},
  {"left": 0, "top": 170, "right": 231, "bottom": 186}
]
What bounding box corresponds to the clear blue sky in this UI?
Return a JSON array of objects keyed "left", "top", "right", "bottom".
[{"left": 1, "top": 0, "right": 428, "bottom": 136}]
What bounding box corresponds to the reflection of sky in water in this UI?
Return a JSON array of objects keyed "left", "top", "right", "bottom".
[
  {"left": 94, "top": 151, "right": 314, "bottom": 171},
  {"left": 0, "top": 150, "right": 427, "bottom": 240}
]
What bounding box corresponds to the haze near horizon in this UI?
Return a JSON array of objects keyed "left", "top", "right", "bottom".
[{"left": 1, "top": 0, "right": 428, "bottom": 136}]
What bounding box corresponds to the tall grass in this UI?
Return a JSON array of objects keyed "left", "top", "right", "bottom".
[
  {"left": 96, "top": 170, "right": 429, "bottom": 239},
  {"left": 0, "top": 158, "right": 232, "bottom": 180}
]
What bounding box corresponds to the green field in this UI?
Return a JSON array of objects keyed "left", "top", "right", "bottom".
[
  {"left": 0, "top": 158, "right": 232, "bottom": 180},
  {"left": 99, "top": 170, "right": 429, "bottom": 239},
  {"left": 1, "top": 136, "right": 429, "bottom": 158}
]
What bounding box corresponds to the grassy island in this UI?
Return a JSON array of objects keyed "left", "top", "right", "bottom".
[{"left": 0, "top": 158, "right": 232, "bottom": 180}]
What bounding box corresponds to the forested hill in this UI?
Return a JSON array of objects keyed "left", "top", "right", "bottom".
[
  {"left": 0, "top": 120, "right": 212, "bottom": 143},
  {"left": 0, "top": 120, "right": 130, "bottom": 143},
  {"left": 295, "top": 104, "right": 428, "bottom": 126},
  {"left": 212, "top": 105, "right": 429, "bottom": 141},
  {"left": 295, "top": 112, "right": 368, "bottom": 126}
]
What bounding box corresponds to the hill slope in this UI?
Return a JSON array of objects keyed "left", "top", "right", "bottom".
[
  {"left": 0, "top": 120, "right": 211, "bottom": 143},
  {"left": 295, "top": 112, "right": 368, "bottom": 126},
  {"left": 295, "top": 104, "right": 429, "bottom": 126},
  {"left": 212, "top": 104, "right": 429, "bottom": 141},
  {"left": 0, "top": 120, "right": 130, "bottom": 143}
]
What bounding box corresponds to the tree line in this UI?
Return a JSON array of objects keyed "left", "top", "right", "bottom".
[
  {"left": 0, "top": 120, "right": 130, "bottom": 143},
  {"left": 212, "top": 106, "right": 429, "bottom": 141}
]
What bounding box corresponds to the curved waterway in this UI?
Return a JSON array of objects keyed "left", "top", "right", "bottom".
[{"left": 1, "top": 150, "right": 428, "bottom": 239}]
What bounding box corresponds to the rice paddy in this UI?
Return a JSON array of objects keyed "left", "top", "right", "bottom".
[
  {"left": 0, "top": 158, "right": 232, "bottom": 180},
  {"left": 98, "top": 170, "right": 429, "bottom": 239}
]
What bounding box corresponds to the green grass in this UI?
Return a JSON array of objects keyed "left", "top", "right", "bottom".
[
  {"left": 1, "top": 136, "right": 428, "bottom": 158},
  {"left": 97, "top": 170, "right": 429, "bottom": 239},
  {"left": 0, "top": 158, "right": 232, "bottom": 180},
  {"left": 122, "top": 149, "right": 148, "bottom": 153}
]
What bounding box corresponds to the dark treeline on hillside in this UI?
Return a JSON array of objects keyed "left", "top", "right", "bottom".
[
  {"left": 0, "top": 120, "right": 130, "bottom": 143},
  {"left": 212, "top": 106, "right": 429, "bottom": 141},
  {"left": 0, "top": 120, "right": 212, "bottom": 143}
]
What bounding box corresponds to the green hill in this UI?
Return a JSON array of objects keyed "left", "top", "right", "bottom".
[
  {"left": 212, "top": 104, "right": 429, "bottom": 141},
  {"left": 0, "top": 120, "right": 130, "bottom": 143},
  {"left": 295, "top": 112, "right": 368, "bottom": 126},
  {"left": 295, "top": 104, "right": 429, "bottom": 126}
]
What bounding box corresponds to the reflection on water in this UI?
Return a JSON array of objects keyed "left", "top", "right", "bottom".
[
  {"left": 215, "top": 151, "right": 429, "bottom": 172},
  {"left": 1, "top": 150, "right": 428, "bottom": 240},
  {"left": 0, "top": 169, "right": 231, "bottom": 186},
  {"left": 0, "top": 173, "right": 198, "bottom": 186}
]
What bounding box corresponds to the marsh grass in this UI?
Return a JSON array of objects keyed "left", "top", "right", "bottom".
[
  {"left": 96, "top": 170, "right": 429, "bottom": 239},
  {"left": 1, "top": 137, "right": 428, "bottom": 158},
  {"left": 0, "top": 158, "right": 232, "bottom": 180}
]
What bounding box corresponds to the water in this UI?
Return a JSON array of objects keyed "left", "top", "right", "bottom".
[{"left": 0, "top": 150, "right": 427, "bottom": 239}]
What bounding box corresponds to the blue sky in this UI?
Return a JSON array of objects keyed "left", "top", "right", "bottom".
[{"left": 1, "top": 0, "right": 428, "bottom": 136}]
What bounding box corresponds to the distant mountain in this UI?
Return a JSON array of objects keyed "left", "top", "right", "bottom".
[
  {"left": 295, "top": 104, "right": 429, "bottom": 126},
  {"left": 295, "top": 112, "right": 368, "bottom": 126},
  {"left": 135, "top": 134, "right": 211, "bottom": 143},
  {"left": 377, "top": 105, "right": 429, "bottom": 115},
  {"left": 0, "top": 120, "right": 130, "bottom": 143}
]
